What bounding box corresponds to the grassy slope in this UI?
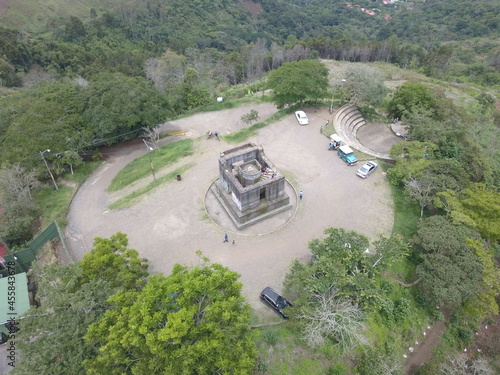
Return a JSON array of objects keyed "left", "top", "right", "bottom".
[{"left": 0, "top": 0, "right": 116, "bottom": 32}]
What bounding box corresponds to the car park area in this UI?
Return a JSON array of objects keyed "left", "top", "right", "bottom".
[{"left": 67, "top": 105, "right": 396, "bottom": 321}]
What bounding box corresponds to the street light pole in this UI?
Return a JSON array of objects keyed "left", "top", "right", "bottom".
[
  {"left": 142, "top": 139, "right": 156, "bottom": 180},
  {"left": 40, "top": 149, "right": 59, "bottom": 190}
]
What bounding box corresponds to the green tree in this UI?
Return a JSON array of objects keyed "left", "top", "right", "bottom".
[
  {"left": 435, "top": 184, "right": 500, "bottom": 242},
  {"left": 464, "top": 239, "right": 500, "bottom": 319},
  {"left": 241, "top": 109, "right": 260, "bottom": 125},
  {"left": 387, "top": 141, "right": 437, "bottom": 186},
  {"left": 174, "top": 67, "right": 211, "bottom": 112},
  {"left": 286, "top": 228, "right": 407, "bottom": 311},
  {"left": 59, "top": 150, "right": 83, "bottom": 175},
  {"left": 79, "top": 232, "right": 149, "bottom": 290},
  {"left": 0, "top": 198, "right": 39, "bottom": 246},
  {"left": 0, "top": 81, "right": 84, "bottom": 169},
  {"left": 413, "top": 216, "right": 483, "bottom": 308},
  {"left": 80, "top": 73, "right": 171, "bottom": 141},
  {"left": 0, "top": 57, "right": 22, "bottom": 87},
  {"left": 0, "top": 163, "right": 41, "bottom": 246},
  {"left": 84, "top": 258, "right": 257, "bottom": 375},
  {"left": 387, "top": 82, "right": 435, "bottom": 120},
  {"left": 267, "top": 59, "right": 330, "bottom": 108},
  {"left": 14, "top": 262, "right": 116, "bottom": 375}
]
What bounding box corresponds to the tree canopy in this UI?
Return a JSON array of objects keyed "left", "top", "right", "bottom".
[
  {"left": 267, "top": 59, "right": 330, "bottom": 108},
  {"left": 84, "top": 259, "right": 257, "bottom": 374},
  {"left": 340, "top": 65, "right": 388, "bottom": 107},
  {"left": 14, "top": 263, "right": 116, "bottom": 375},
  {"left": 387, "top": 82, "right": 435, "bottom": 120},
  {"left": 436, "top": 184, "right": 500, "bottom": 242},
  {"left": 413, "top": 216, "right": 483, "bottom": 308},
  {"left": 286, "top": 228, "right": 408, "bottom": 312},
  {"left": 13, "top": 233, "right": 148, "bottom": 374},
  {"left": 0, "top": 75, "right": 171, "bottom": 169},
  {"left": 79, "top": 232, "right": 149, "bottom": 290}
]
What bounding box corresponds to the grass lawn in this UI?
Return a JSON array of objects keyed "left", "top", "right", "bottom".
[
  {"left": 108, "top": 163, "right": 194, "bottom": 209},
  {"left": 36, "top": 185, "right": 75, "bottom": 227},
  {"left": 35, "top": 161, "right": 103, "bottom": 227},
  {"left": 222, "top": 108, "right": 291, "bottom": 144},
  {"left": 108, "top": 139, "right": 194, "bottom": 192}
]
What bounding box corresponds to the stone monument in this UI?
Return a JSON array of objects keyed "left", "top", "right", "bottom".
[{"left": 213, "top": 143, "right": 291, "bottom": 229}]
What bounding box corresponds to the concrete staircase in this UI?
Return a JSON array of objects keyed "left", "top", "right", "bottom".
[{"left": 333, "top": 104, "right": 391, "bottom": 160}]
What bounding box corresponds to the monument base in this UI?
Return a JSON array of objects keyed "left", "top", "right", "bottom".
[{"left": 212, "top": 181, "right": 291, "bottom": 230}]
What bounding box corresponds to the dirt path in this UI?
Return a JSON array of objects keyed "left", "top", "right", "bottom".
[
  {"left": 66, "top": 102, "right": 395, "bottom": 324},
  {"left": 404, "top": 320, "right": 446, "bottom": 374},
  {"left": 0, "top": 0, "right": 7, "bottom": 15}
]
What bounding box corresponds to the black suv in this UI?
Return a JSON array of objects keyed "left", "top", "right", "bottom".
[{"left": 259, "top": 287, "right": 293, "bottom": 319}]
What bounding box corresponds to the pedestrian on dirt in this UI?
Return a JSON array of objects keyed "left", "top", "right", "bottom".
[
  {"left": 299, "top": 191, "right": 303, "bottom": 200},
  {"left": 224, "top": 233, "right": 229, "bottom": 243},
  {"left": 232, "top": 239, "right": 235, "bottom": 245},
  {"left": 214, "top": 131, "right": 220, "bottom": 141}
]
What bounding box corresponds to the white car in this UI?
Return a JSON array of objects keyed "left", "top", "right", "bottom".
[
  {"left": 356, "top": 161, "right": 378, "bottom": 178},
  {"left": 295, "top": 110, "right": 309, "bottom": 125}
]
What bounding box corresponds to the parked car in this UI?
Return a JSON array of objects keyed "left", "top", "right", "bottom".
[
  {"left": 337, "top": 145, "right": 357, "bottom": 166},
  {"left": 260, "top": 287, "right": 293, "bottom": 319},
  {"left": 329, "top": 134, "right": 342, "bottom": 150},
  {"left": 294, "top": 110, "right": 309, "bottom": 125},
  {"left": 356, "top": 161, "right": 378, "bottom": 178}
]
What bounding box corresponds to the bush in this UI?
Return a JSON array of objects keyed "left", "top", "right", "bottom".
[
  {"left": 394, "top": 298, "right": 411, "bottom": 322},
  {"left": 432, "top": 310, "right": 444, "bottom": 322},
  {"left": 261, "top": 328, "right": 279, "bottom": 346},
  {"left": 0, "top": 199, "right": 40, "bottom": 246},
  {"left": 327, "top": 361, "right": 348, "bottom": 375}
]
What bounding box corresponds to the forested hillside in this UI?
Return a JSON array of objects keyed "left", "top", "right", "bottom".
[
  {"left": 1, "top": 0, "right": 499, "bottom": 83},
  {"left": 1, "top": 1, "right": 500, "bottom": 374}
]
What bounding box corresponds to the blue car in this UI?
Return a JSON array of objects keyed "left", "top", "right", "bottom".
[{"left": 338, "top": 145, "right": 357, "bottom": 166}]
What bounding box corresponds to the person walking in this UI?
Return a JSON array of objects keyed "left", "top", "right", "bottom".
[
  {"left": 232, "top": 239, "right": 235, "bottom": 245},
  {"left": 224, "top": 233, "right": 229, "bottom": 243},
  {"left": 299, "top": 191, "right": 303, "bottom": 200}
]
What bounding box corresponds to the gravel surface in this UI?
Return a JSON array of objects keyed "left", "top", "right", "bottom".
[{"left": 66, "top": 103, "right": 396, "bottom": 321}]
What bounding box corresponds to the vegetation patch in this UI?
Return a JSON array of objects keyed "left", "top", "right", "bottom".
[
  {"left": 256, "top": 323, "right": 332, "bottom": 375},
  {"left": 389, "top": 182, "right": 421, "bottom": 240},
  {"left": 35, "top": 185, "right": 75, "bottom": 227},
  {"left": 222, "top": 108, "right": 291, "bottom": 143},
  {"left": 108, "top": 163, "right": 193, "bottom": 210},
  {"left": 179, "top": 96, "right": 266, "bottom": 118},
  {"left": 35, "top": 161, "right": 103, "bottom": 227},
  {"left": 108, "top": 139, "right": 193, "bottom": 192}
]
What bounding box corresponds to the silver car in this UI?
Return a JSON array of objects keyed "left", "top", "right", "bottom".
[{"left": 356, "top": 161, "right": 378, "bottom": 178}]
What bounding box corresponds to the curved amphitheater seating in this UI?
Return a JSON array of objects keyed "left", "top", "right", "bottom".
[{"left": 333, "top": 104, "right": 391, "bottom": 160}]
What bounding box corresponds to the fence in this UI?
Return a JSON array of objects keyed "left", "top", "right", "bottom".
[{"left": 0, "top": 221, "right": 73, "bottom": 277}]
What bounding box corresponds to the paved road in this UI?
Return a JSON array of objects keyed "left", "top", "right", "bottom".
[{"left": 66, "top": 103, "right": 396, "bottom": 321}]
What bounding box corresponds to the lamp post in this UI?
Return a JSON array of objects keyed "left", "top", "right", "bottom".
[
  {"left": 39, "top": 149, "right": 59, "bottom": 190},
  {"left": 142, "top": 139, "right": 156, "bottom": 181}
]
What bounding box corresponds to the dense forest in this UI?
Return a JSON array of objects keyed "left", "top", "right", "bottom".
[
  {"left": 1, "top": 0, "right": 499, "bottom": 166},
  {"left": 1, "top": 0, "right": 500, "bottom": 374}
]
